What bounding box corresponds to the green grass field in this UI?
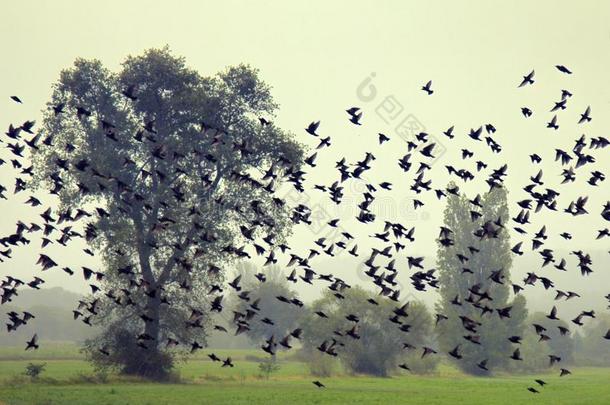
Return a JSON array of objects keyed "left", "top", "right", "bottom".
[{"left": 0, "top": 344, "right": 608, "bottom": 404}]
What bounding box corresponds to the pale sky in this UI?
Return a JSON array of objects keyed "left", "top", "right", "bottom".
[{"left": 1, "top": 1, "right": 609, "bottom": 312}]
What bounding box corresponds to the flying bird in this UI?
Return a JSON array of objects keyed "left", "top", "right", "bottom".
[
  {"left": 25, "top": 334, "right": 39, "bottom": 350},
  {"left": 578, "top": 106, "right": 591, "bottom": 124},
  {"left": 306, "top": 121, "right": 320, "bottom": 136},
  {"left": 421, "top": 80, "right": 433, "bottom": 95},
  {"left": 518, "top": 70, "right": 535, "bottom": 87}
]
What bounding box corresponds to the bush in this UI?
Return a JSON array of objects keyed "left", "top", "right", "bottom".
[
  {"left": 505, "top": 330, "right": 551, "bottom": 373},
  {"left": 306, "top": 350, "right": 339, "bottom": 377},
  {"left": 528, "top": 312, "right": 575, "bottom": 364},
  {"left": 302, "top": 287, "right": 438, "bottom": 377},
  {"left": 258, "top": 356, "right": 281, "bottom": 379},
  {"left": 400, "top": 351, "right": 440, "bottom": 375},
  {"left": 24, "top": 363, "right": 46, "bottom": 380}
]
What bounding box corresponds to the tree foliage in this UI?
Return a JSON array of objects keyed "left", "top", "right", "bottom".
[
  {"left": 231, "top": 263, "right": 304, "bottom": 345},
  {"left": 528, "top": 312, "right": 575, "bottom": 364},
  {"left": 301, "top": 286, "right": 437, "bottom": 376},
  {"left": 436, "top": 183, "right": 528, "bottom": 374},
  {"left": 573, "top": 314, "right": 610, "bottom": 366},
  {"left": 32, "top": 47, "right": 304, "bottom": 378},
  {"left": 257, "top": 355, "right": 281, "bottom": 380},
  {"left": 24, "top": 363, "right": 46, "bottom": 380}
]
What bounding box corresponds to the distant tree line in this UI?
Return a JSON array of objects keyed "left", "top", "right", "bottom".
[{"left": 3, "top": 281, "right": 608, "bottom": 376}]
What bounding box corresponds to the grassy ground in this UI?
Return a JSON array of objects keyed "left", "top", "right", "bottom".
[{"left": 0, "top": 344, "right": 608, "bottom": 404}]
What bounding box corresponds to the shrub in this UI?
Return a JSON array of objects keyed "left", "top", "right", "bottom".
[
  {"left": 505, "top": 330, "right": 551, "bottom": 373},
  {"left": 258, "top": 356, "right": 281, "bottom": 379},
  {"left": 400, "top": 351, "right": 440, "bottom": 375},
  {"left": 306, "top": 351, "right": 339, "bottom": 377},
  {"left": 24, "top": 363, "right": 46, "bottom": 380},
  {"left": 302, "top": 287, "right": 438, "bottom": 377}
]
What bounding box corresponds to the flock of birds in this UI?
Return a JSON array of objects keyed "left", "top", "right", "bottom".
[{"left": 1, "top": 64, "right": 609, "bottom": 395}]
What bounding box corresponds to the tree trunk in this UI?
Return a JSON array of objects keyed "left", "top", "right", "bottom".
[
  {"left": 144, "top": 292, "right": 161, "bottom": 346},
  {"left": 129, "top": 212, "right": 173, "bottom": 380}
]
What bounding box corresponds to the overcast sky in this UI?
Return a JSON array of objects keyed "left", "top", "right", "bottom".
[{"left": 1, "top": 1, "right": 609, "bottom": 313}]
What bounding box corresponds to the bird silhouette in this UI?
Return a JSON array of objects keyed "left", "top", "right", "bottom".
[
  {"left": 25, "top": 334, "right": 39, "bottom": 350},
  {"left": 421, "top": 80, "right": 433, "bottom": 95},
  {"left": 305, "top": 121, "right": 320, "bottom": 136},
  {"left": 578, "top": 106, "right": 592, "bottom": 124},
  {"left": 518, "top": 70, "right": 535, "bottom": 87}
]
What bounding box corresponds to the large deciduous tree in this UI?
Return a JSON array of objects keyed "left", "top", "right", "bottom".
[{"left": 32, "top": 47, "right": 304, "bottom": 379}]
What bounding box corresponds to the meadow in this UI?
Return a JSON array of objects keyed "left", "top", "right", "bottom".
[{"left": 0, "top": 344, "right": 608, "bottom": 404}]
